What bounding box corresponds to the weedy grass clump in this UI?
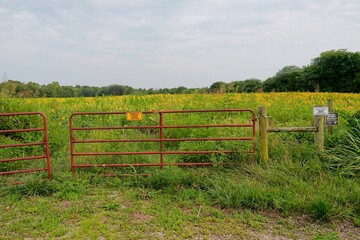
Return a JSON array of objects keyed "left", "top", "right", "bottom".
[
  {"left": 208, "top": 177, "right": 276, "bottom": 210},
  {"left": 133, "top": 167, "right": 208, "bottom": 193},
  {"left": 307, "top": 197, "right": 334, "bottom": 221},
  {"left": 52, "top": 173, "right": 93, "bottom": 200},
  {"left": 324, "top": 113, "right": 360, "bottom": 178},
  {"left": 5, "top": 177, "right": 58, "bottom": 197}
]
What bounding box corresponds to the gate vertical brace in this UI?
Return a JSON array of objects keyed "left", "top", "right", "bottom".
[
  {"left": 69, "top": 115, "right": 75, "bottom": 176},
  {"left": 258, "top": 107, "right": 269, "bottom": 162},
  {"left": 251, "top": 113, "right": 257, "bottom": 161},
  {"left": 159, "top": 112, "right": 164, "bottom": 169},
  {"left": 42, "top": 113, "right": 52, "bottom": 179}
]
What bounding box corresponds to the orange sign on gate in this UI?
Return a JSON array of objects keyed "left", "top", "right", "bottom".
[{"left": 126, "top": 112, "right": 143, "bottom": 121}]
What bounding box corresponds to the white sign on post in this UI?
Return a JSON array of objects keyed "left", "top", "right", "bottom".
[{"left": 313, "top": 107, "right": 329, "bottom": 116}]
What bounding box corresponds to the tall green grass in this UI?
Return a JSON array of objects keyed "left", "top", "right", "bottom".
[{"left": 324, "top": 115, "right": 360, "bottom": 178}]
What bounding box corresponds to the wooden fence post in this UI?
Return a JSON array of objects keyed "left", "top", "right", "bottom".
[
  {"left": 327, "top": 99, "right": 333, "bottom": 136},
  {"left": 258, "top": 106, "right": 269, "bottom": 162},
  {"left": 314, "top": 115, "right": 324, "bottom": 151}
]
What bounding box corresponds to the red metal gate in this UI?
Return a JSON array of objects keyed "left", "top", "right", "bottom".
[
  {"left": 70, "top": 109, "right": 256, "bottom": 174},
  {"left": 0, "top": 112, "right": 52, "bottom": 178}
]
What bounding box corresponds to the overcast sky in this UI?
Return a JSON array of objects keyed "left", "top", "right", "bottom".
[{"left": 1, "top": 0, "right": 359, "bottom": 88}]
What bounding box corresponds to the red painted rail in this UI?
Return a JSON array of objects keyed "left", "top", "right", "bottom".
[
  {"left": 69, "top": 109, "right": 256, "bottom": 175},
  {"left": 0, "top": 112, "right": 52, "bottom": 178}
]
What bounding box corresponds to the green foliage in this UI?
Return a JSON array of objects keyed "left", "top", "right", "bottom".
[
  {"left": 210, "top": 81, "right": 227, "bottom": 93},
  {"left": 135, "top": 167, "right": 204, "bottom": 192},
  {"left": 263, "top": 49, "right": 360, "bottom": 93},
  {"left": 263, "top": 65, "right": 303, "bottom": 92},
  {"left": 53, "top": 174, "right": 92, "bottom": 200},
  {"left": 6, "top": 178, "right": 58, "bottom": 197},
  {"left": 346, "top": 110, "right": 360, "bottom": 131},
  {"left": 178, "top": 141, "right": 241, "bottom": 164},
  {"left": 314, "top": 231, "right": 339, "bottom": 240},
  {"left": 354, "top": 218, "right": 360, "bottom": 227},
  {"left": 308, "top": 197, "right": 334, "bottom": 221},
  {"left": 209, "top": 177, "right": 276, "bottom": 210},
  {"left": 309, "top": 49, "right": 360, "bottom": 92},
  {"left": 226, "top": 79, "right": 262, "bottom": 93},
  {"left": 324, "top": 113, "right": 360, "bottom": 177},
  {"left": 0, "top": 81, "right": 135, "bottom": 98}
]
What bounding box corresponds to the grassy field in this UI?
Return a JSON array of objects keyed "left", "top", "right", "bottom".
[{"left": 1, "top": 93, "right": 360, "bottom": 239}]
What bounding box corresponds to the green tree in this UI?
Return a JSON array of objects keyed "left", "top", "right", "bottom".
[
  {"left": 107, "top": 85, "right": 127, "bottom": 96},
  {"left": 307, "top": 49, "right": 360, "bottom": 92},
  {"left": 44, "top": 82, "right": 62, "bottom": 97},
  {"left": 242, "top": 78, "right": 262, "bottom": 92},
  {"left": 174, "top": 86, "right": 188, "bottom": 94},
  {"left": 263, "top": 66, "right": 303, "bottom": 92},
  {"left": 210, "top": 81, "right": 227, "bottom": 93},
  {"left": 78, "top": 86, "right": 99, "bottom": 97},
  {"left": 0, "top": 80, "right": 23, "bottom": 97},
  {"left": 60, "top": 86, "right": 78, "bottom": 97},
  {"left": 26, "top": 82, "right": 43, "bottom": 97}
]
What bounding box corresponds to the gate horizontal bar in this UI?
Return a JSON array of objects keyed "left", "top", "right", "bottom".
[
  {"left": 71, "top": 123, "right": 253, "bottom": 131},
  {"left": 160, "top": 109, "right": 256, "bottom": 114},
  {"left": 72, "top": 137, "right": 254, "bottom": 144},
  {"left": 162, "top": 124, "right": 253, "bottom": 129},
  {"left": 0, "top": 128, "right": 45, "bottom": 133},
  {"left": 0, "top": 168, "right": 49, "bottom": 175},
  {"left": 74, "top": 163, "right": 215, "bottom": 168},
  {"left": 0, "top": 142, "right": 45, "bottom": 149},
  {"left": 71, "top": 126, "right": 160, "bottom": 131},
  {"left": 73, "top": 150, "right": 254, "bottom": 156},
  {"left": 0, "top": 112, "right": 46, "bottom": 117},
  {"left": 69, "top": 109, "right": 255, "bottom": 116},
  {"left": 0, "top": 155, "right": 46, "bottom": 163}
]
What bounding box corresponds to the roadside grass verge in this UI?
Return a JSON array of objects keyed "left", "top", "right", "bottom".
[{"left": 1, "top": 153, "right": 359, "bottom": 239}]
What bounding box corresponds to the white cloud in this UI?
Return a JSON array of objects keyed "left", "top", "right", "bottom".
[{"left": 11, "top": 10, "right": 36, "bottom": 21}]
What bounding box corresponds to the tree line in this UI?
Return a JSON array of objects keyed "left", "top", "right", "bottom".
[
  {"left": 211, "top": 49, "right": 360, "bottom": 93},
  {"left": 0, "top": 81, "right": 209, "bottom": 98},
  {"left": 1, "top": 49, "right": 359, "bottom": 98}
]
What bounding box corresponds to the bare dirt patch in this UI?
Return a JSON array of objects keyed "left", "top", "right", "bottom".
[{"left": 129, "top": 212, "right": 154, "bottom": 223}]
